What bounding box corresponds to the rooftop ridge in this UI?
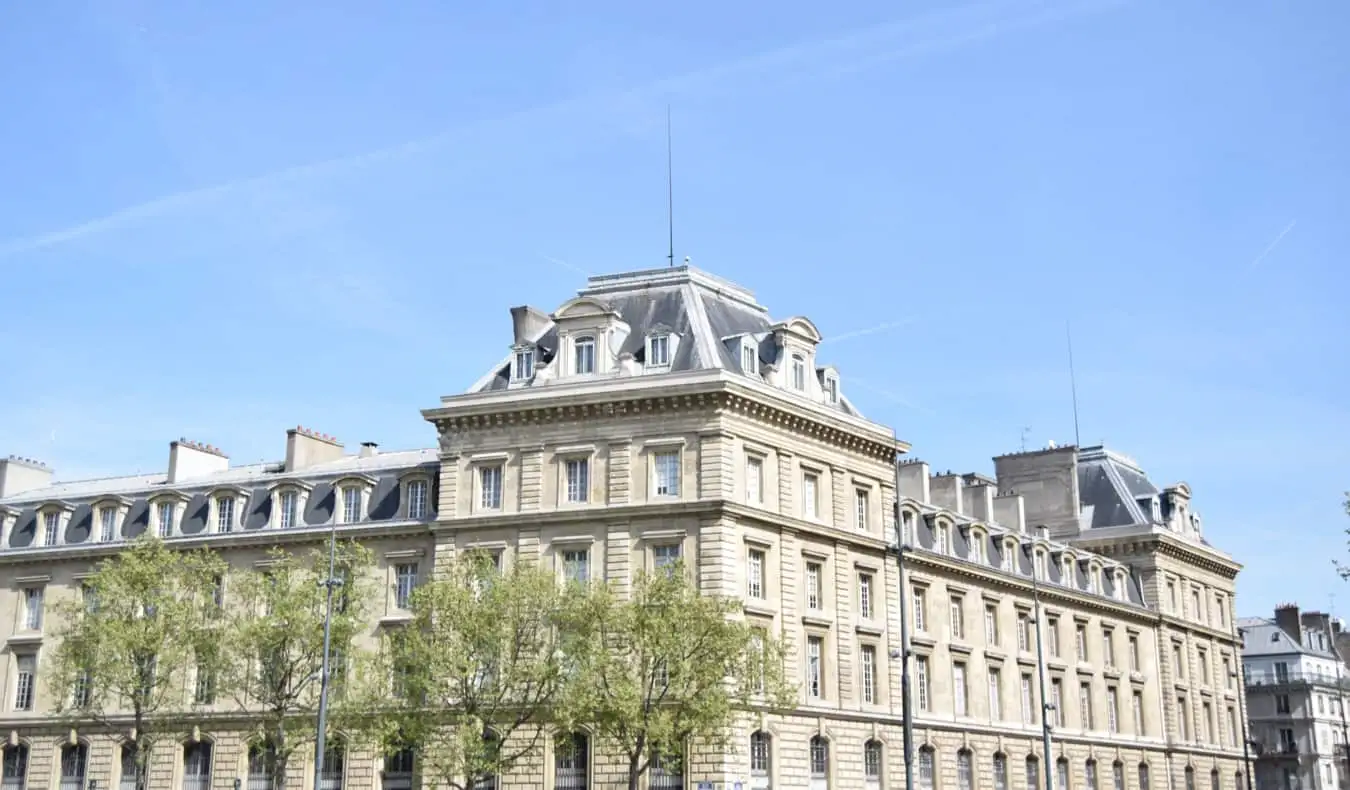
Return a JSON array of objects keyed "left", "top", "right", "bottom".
[{"left": 580, "top": 265, "right": 763, "bottom": 311}]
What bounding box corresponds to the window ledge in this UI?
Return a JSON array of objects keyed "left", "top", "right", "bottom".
[
  {"left": 1104, "top": 667, "right": 1124, "bottom": 680},
  {"left": 744, "top": 601, "right": 777, "bottom": 619},
  {"left": 384, "top": 548, "right": 426, "bottom": 560},
  {"left": 802, "top": 613, "right": 833, "bottom": 629},
  {"left": 949, "top": 642, "right": 974, "bottom": 656},
  {"left": 856, "top": 623, "right": 884, "bottom": 637},
  {"left": 911, "top": 633, "right": 937, "bottom": 649},
  {"left": 379, "top": 614, "right": 414, "bottom": 628},
  {"left": 7, "top": 633, "right": 42, "bottom": 647}
]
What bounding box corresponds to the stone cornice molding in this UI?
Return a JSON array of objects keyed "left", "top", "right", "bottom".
[{"left": 1076, "top": 533, "right": 1241, "bottom": 579}]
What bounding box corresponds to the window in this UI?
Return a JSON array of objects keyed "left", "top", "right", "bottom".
[
  {"left": 950, "top": 595, "right": 965, "bottom": 640},
  {"left": 1021, "top": 674, "right": 1034, "bottom": 723},
  {"left": 1027, "top": 758, "right": 1040, "bottom": 790},
  {"left": 9, "top": 653, "right": 38, "bottom": 712},
  {"left": 394, "top": 563, "right": 418, "bottom": 609},
  {"left": 277, "top": 492, "right": 296, "bottom": 529},
  {"left": 341, "top": 486, "right": 361, "bottom": 524},
  {"left": 865, "top": 741, "right": 883, "bottom": 788},
  {"left": 958, "top": 750, "right": 973, "bottom": 790},
  {"left": 806, "top": 563, "right": 822, "bottom": 610},
  {"left": 654, "top": 451, "right": 680, "bottom": 497},
  {"left": 22, "top": 588, "right": 42, "bottom": 630},
  {"left": 648, "top": 334, "right": 670, "bottom": 367},
  {"left": 1050, "top": 678, "right": 1063, "bottom": 726},
  {"left": 479, "top": 465, "right": 503, "bottom": 510},
  {"left": 182, "top": 743, "right": 212, "bottom": 790},
  {"left": 1191, "top": 588, "right": 1202, "bottom": 622},
  {"left": 318, "top": 746, "right": 344, "bottom": 790},
  {"left": 513, "top": 348, "right": 534, "bottom": 380},
  {"left": 901, "top": 510, "right": 916, "bottom": 546},
  {"left": 562, "top": 550, "right": 589, "bottom": 584},
  {"left": 916, "top": 656, "right": 930, "bottom": 710},
  {"left": 918, "top": 748, "right": 934, "bottom": 790},
  {"left": 824, "top": 375, "right": 838, "bottom": 404},
  {"left": 993, "top": 754, "right": 1008, "bottom": 790},
  {"left": 1107, "top": 686, "right": 1119, "bottom": 733},
  {"left": 749, "top": 731, "right": 771, "bottom": 788},
  {"left": 1166, "top": 580, "right": 1177, "bottom": 612},
  {"left": 913, "top": 587, "right": 927, "bottom": 631},
  {"left": 247, "top": 744, "right": 275, "bottom": 790},
  {"left": 747, "top": 550, "right": 764, "bottom": 599},
  {"left": 858, "top": 573, "right": 874, "bottom": 619},
  {"left": 195, "top": 658, "right": 216, "bottom": 705},
  {"left": 1177, "top": 695, "right": 1190, "bottom": 741},
  {"left": 1184, "top": 769, "right": 1195, "bottom": 790},
  {"left": 58, "top": 745, "right": 87, "bottom": 790},
  {"left": 1132, "top": 690, "right": 1144, "bottom": 734},
  {"left": 653, "top": 543, "right": 681, "bottom": 571},
  {"left": 1138, "top": 764, "right": 1150, "bottom": 790},
  {"left": 119, "top": 745, "right": 143, "bottom": 790},
  {"left": 41, "top": 511, "right": 59, "bottom": 546},
  {"left": 1002, "top": 541, "right": 1016, "bottom": 571},
  {"left": 1197, "top": 647, "right": 1209, "bottom": 685},
  {"left": 806, "top": 636, "right": 823, "bottom": 699},
  {"left": 157, "top": 501, "right": 176, "bottom": 536},
  {"left": 1080, "top": 682, "right": 1094, "bottom": 729},
  {"left": 1227, "top": 706, "right": 1238, "bottom": 747},
  {"left": 2, "top": 745, "right": 29, "bottom": 790},
  {"left": 406, "top": 480, "right": 428, "bottom": 520},
  {"left": 791, "top": 354, "right": 806, "bottom": 390},
  {"left": 1057, "top": 759, "right": 1069, "bottom": 790},
  {"left": 215, "top": 497, "right": 235, "bottom": 533},
  {"left": 1215, "top": 594, "right": 1228, "bottom": 628},
  {"left": 1047, "top": 617, "right": 1060, "bottom": 657},
  {"left": 99, "top": 506, "right": 118, "bottom": 541},
  {"left": 1202, "top": 701, "right": 1214, "bottom": 742},
  {"left": 650, "top": 745, "right": 682, "bottom": 790},
  {"left": 1076, "top": 623, "right": 1088, "bottom": 661},
  {"left": 935, "top": 523, "right": 949, "bottom": 554},
  {"left": 953, "top": 661, "right": 968, "bottom": 715},
  {"left": 1018, "top": 612, "right": 1030, "bottom": 651},
  {"left": 1112, "top": 763, "right": 1124, "bottom": 790},
  {"left": 573, "top": 336, "right": 595, "bottom": 374},
  {"left": 861, "top": 645, "right": 877, "bottom": 704},
  {"left": 802, "top": 472, "right": 818, "bottom": 519},
  {"left": 564, "top": 458, "right": 589, "bottom": 503},
  {"left": 988, "top": 667, "right": 1003, "bottom": 719},
  {"left": 741, "top": 342, "right": 759, "bottom": 376},
  {"left": 1128, "top": 634, "right": 1140, "bottom": 672},
  {"left": 1086, "top": 761, "right": 1098, "bottom": 790},
  {"left": 383, "top": 748, "right": 416, "bottom": 790},
  {"left": 1103, "top": 630, "right": 1115, "bottom": 669},
  {"left": 72, "top": 669, "right": 91, "bottom": 708},
  {"left": 746, "top": 456, "right": 763, "bottom": 503},
  {"left": 970, "top": 533, "right": 985, "bottom": 564},
  {"left": 809, "top": 737, "right": 829, "bottom": 788},
  {"left": 985, "top": 604, "right": 1000, "bottom": 646},
  {"left": 855, "top": 489, "right": 869, "bottom": 530},
  {"left": 1034, "top": 549, "right": 1048, "bottom": 580}
]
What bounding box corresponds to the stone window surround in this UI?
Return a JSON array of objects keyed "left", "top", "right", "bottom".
[
  {"left": 264, "top": 480, "right": 312, "bottom": 530},
  {"left": 331, "top": 474, "right": 377, "bottom": 526},
  {"left": 146, "top": 490, "right": 191, "bottom": 537}
]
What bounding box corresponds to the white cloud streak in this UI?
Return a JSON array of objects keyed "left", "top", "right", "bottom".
[
  {"left": 1247, "top": 219, "right": 1298, "bottom": 271},
  {"left": 821, "top": 319, "right": 917, "bottom": 344},
  {"left": 0, "top": 0, "right": 1130, "bottom": 260}
]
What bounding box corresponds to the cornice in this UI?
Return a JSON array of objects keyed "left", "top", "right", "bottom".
[{"left": 1072, "top": 533, "right": 1241, "bottom": 580}]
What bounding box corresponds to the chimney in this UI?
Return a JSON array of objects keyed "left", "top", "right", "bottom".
[
  {"left": 992, "top": 445, "right": 1082, "bottom": 539},
  {"left": 285, "top": 427, "right": 345, "bottom": 473},
  {"left": 930, "top": 472, "right": 965, "bottom": 515},
  {"left": 1275, "top": 604, "right": 1304, "bottom": 647},
  {"left": 896, "top": 460, "right": 930, "bottom": 504},
  {"left": 168, "top": 439, "right": 229, "bottom": 484},
  {"left": 960, "top": 474, "right": 997, "bottom": 521},
  {"left": 993, "top": 492, "right": 1027, "bottom": 533},
  {"left": 0, "top": 456, "right": 54, "bottom": 498},
  {"left": 510, "top": 306, "right": 552, "bottom": 346},
  {"left": 359, "top": 442, "right": 379, "bottom": 459}
]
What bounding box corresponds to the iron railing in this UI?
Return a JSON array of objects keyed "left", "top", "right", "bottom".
[{"left": 1246, "top": 670, "right": 1350, "bottom": 689}]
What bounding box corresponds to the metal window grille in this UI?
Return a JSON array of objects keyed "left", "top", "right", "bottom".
[
  {"left": 918, "top": 748, "right": 934, "bottom": 790},
  {"left": 1026, "top": 758, "right": 1040, "bottom": 790},
  {"left": 182, "top": 744, "right": 212, "bottom": 790},
  {"left": 749, "top": 733, "right": 769, "bottom": 776},
  {"left": 808, "top": 738, "right": 828, "bottom": 778},
  {"left": 318, "top": 749, "right": 344, "bottom": 790},
  {"left": 382, "top": 749, "right": 414, "bottom": 790},
  {"left": 649, "top": 750, "right": 683, "bottom": 790},
  {"left": 993, "top": 754, "right": 1008, "bottom": 790},
  {"left": 2, "top": 746, "right": 27, "bottom": 790},
  {"left": 58, "top": 746, "right": 86, "bottom": 790},
  {"left": 958, "top": 751, "right": 973, "bottom": 790},
  {"left": 864, "top": 741, "right": 883, "bottom": 781},
  {"left": 120, "top": 747, "right": 144, "bottom": 790},
  {"left": 554, "top": 734, "right": 588, "bottom": 790},
  {"left": 1138, "top": 763, "right": 1150, "bottom": 790},
  {"left": 247, "top": 746, "right": 274, "bottom": 790},
  {"left": 1058, "top": 759, "right": 1070, "bottom": 790},
  {"left": 1086, "top": 761, "right": 1098, "bottom": 790}
]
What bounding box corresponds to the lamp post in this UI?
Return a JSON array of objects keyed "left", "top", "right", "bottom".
[
  {"left": 1231, "top": 666, "right": 1254, "bottom": 790},
  {"left": 892, "top": 501, "right": 916, "bottom": 790},
  {"left": 312, "top": 525, "right": 343, "bottom": 790},
  {"left": 1032, "top": 567, "right": 1056, "bottom": 790}
]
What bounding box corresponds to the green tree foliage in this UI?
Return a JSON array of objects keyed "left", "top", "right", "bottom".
[
  {"left": 218, "top": 539, "right": 373, "bottom": 790},
  {"left": 47, "top": 536, "right": 227, "bottom": 787},
  {"left": 568, "top": 561, "right": 794, "bottom": 790},
  {"left": 343, "top": 551, "right": 592, "bottom": 790}
]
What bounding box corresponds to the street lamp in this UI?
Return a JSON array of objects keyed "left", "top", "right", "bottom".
[
  {"left": 1031, "top": 568, "right": 1055, "bottom": 790},
  {"left": 312, "top": 524, "right": 344, "bottom": 790},
  {"left": 891, "top": 501, "right": 916, "bottom": 790}
]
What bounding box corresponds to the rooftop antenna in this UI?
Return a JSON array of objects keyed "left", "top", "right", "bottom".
[
  {"left": 666, "top": 105, "right": 674, "bottom": 268},
  {"left": 1067, "top": 321, "right": 1081, "bottom": 447},
  {"left": 1021, "top": 426, "right": 1031, "bottom": 453}
]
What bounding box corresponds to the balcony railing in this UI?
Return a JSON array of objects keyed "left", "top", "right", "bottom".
[{"left": 1245, "top": 670, "right": 1350, "bottom": 689}]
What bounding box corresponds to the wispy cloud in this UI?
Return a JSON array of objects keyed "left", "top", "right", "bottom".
[
  {"left": 542, "top": 255, "right": 594, "bottom": 279},
  {"left": 1247, "top": 219, "right": 1298, "bottom": 271},
  {"left": 822, "top": 319, "right": 917, "bottom": 344},
  {"left": 0, "top": 0, "right": 1132, "bottom": 260},
  {"left": 847, "top": 376, "right": 937, "bottom": 416}
]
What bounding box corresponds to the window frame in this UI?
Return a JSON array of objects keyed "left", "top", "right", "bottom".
[{"left": 573, "top": 335, "right": 596, "bottom": 375}]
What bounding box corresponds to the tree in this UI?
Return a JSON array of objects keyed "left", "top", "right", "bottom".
[
  {"left": 569, "top": 561, "right": 793, "bottom": 790},
  {"left": 218, "top": 539, "right": 373, "bottom": 790},
  {"left": 47, "top": 536, "right": 227, "bottom": 789},
  {"left": 344, "top": 550, "right": 592, "bottom": 790}
]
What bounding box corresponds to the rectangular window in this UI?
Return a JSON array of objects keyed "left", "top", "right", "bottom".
[
  {"left": 1080, "top": 682, "right": 1094, "bottom": 729},
  {"left": 22, "top": 588, "right": 42, "bottom": 631},
  {"left": 653, "top": 543, "right": 682, "bottom": 571},
  {"left": 985, "top": 604, "right": 1000, "bottom": 646},
  {"left": 1129, "top": 634, "right": 1140, "bottom": 672},
  {"left": 42, "top": 511, "right": 59, "bottom": 545},
  {"left": 913, "top": 587, "right": 927, "bottom": 631},
  {"left": 99, "top": 506, "right": 118, "bottom": 542},
  {"left": 747, "top": 550, "right": 765, "bottom": 599},
  {"left": 1198, "top": 647, "right": 1209, "bottom": 685},
  {"left": 855, "top": 488, "right": 869, "bottom": 530},
  {"left": 806, "top": 636, "right": 823, "bottom": 699},
  {"left": 341, "top": 486, "right": 361, "bottom": 524},
  {"left": 741, "top": 342, "right": 758, "bottom": 375},
  {"left": 277, "top": 493, "right": 295, "bottom": 529},
  {"left": 935, "top": 523, "right": 949, "bottom": 554},
  {"left": 1227, "top": 706, "right": 1238, "bottom": 747},
  {"left": 1021, "top": 674, "right": 1035, "bottom": 723},
  {"left": 1076, "top": 623, "right": 1088, "bottom": 661},
  {"left": 746, "top": 456, "right": 763, "bottom": 504},
  {"left": 1103, "top": 630, "right": 1115, "bottom": 669},
  {"left": 1107, "top": 686, "right": 1119, "bottom": 733},
  {"left": 573, "top": 336, "right": 595, "bottom": 374},
  {"left": 1275, "top": 694, "right": 1290, "bottom": 714},
  {"left": 1177, "top": 696, "right": 1190, "bottom": 741},
  {"left": 802, "top": 473, "right": 818, "bottom": 519},
  {"left": 479, "top": 465, "right": 503, "bottom": 510},
  {"left": 916, "top": 656, "right": 931, "bottom": 710},
  {"left": 195, "top": 660, "right": 216, "bottom": 705},
  {"left": 157, "top": 501, "right": 176, "bottom": 537},
  {"left": 514, "top": 348, "right": 534, "bottom": 380},
  {"left": 654, "top": 451, "right": 681, "bottom": 497},
  {"left": 1222, "top": 657, "right": 1233, "bottom": 689},
  {"left": 806, "top": 562, "right": 822, "bottom": 610},
  {"left": 988, "top": 667, "right": 1003, "bottom": 720},
  {"left": 950, "top": 595, "right": 965, "bottom": 640},
  {"left": 562, "top": 550, "right": 589, "bottom": 584},
  {"left": 1133, "top": 690, "right": 1145, "bottom": 734},
  {"left": 791, "top": 355, "right": 806, "bottom": 390},
  {"left": 1047, "top": 617, "right": 1060, "bottom": 657},
  {"left": 406, "top": 479, "right": 428, "bottom": 519},
  {"left": 953, "top": 661, "right": 968, "bottom": 716},
  {"left": 1172, "top": 643, "right": 1184, "bottom": 678},
  {"left": 1018, "top": 612, "right": 1030, "bottom": 651},
  {"left": 394, "top": 563, "right": 418, "bottom": 609},
  {"left": 649, "top": 334, "right": 670, "bottom": 366},
  {"left": 216, "top": 497, "right": 235, "bottom": 533},
  {"left": 1202, "top": 701, "right": 1214, "bottom": 742},
  {"left": 858, "top": 573, "right": 874, "bottom": 619},
  {"left": 1215, "top": 594, "right": 1227, "bottom": 628},
  {"left": 1051, "top": 679, "right": 1064, "bottom": 727},
  {"left": 564, "top": 458, "right": 589, "bottom": 504},
  {"left": 861, "top": 645, "right": 877, "bottom": 704},
  {"left": 14, "top": 654, "right": 36, "bottom": 710}
]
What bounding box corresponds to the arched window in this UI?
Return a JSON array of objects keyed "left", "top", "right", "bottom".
[
  {"left": 1, "top": 745, "right": 28, "bottom": 790},
  {"left": 1111, "top": 762, "right": 1124, "bottom": 790},
  {"left": 809, "top": 737, "right": 829, "bottom": 790},
  {"left": 1056, "top": 758, "right": 1070, "bottom": 790},
  {"left": 1138, "top": 763, "right": 1151, "bottom": 790},
  {"left": 120, "top": 744, "right": 144, "bottom": 790},
  {"left": 919, "top": 747, "right": 935, "bottom": 790},
  {"left": 864, "top": 741, "right": 884, "bottom": 789},
  {"left": 749, "top": 732, "right": 771, "bottom": 790},
  {"left": 1184, "top": 768, "right": 1195, "bottom": 790},
  {"left": 182, "top": 743, "right": 213, "bottom": 790},
  {"left": 1025, "top": 757, "right": 1040, "bottom": 790},
  {"left": 1084, "top": 759, "right": 1098, "bottom": 790},
  {"left": 318, "top": 743, "right": 345, "bottom": 790},
  {"left": 649, "top": 742, "right": 683, "bottom": 790},
  {"left": 555, "top": 733, "right": 588, "bottom": 790},
  {"left": 1235, "top": 772, "right": 1244, "bottom": 790},
  {"left": 382, "top": 748, "right": 415, "bottom": 790},
  {"left": 957, "top": 750, "right": 973, "bottom": 790},
  {"left": 58, "top": 745, "right": 87, "bottom": 790},
  {"left": 247, "top": 742, "right": 276, "bottom": 790},
  {"left": 1210, "top": 770, "right": 1219, "bottom": 790}
]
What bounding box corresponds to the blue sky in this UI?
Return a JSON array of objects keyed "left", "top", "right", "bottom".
[{"left": 1, "top": 0, "right": 1346, "bottom": 617}]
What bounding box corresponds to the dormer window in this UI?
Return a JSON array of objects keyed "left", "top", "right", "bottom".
[
  {"left": 741, "top": 341, "right": 759, "bottom": 376},
  {"left": 1114, "top": 570, "right": 1128, "bottom": 600},
  {"left": 574, "top": 336, "right": 596, "bottom": 375},
  {"left": 791, "top": 354, "right": 806, "bottom": 390},
  {"left": 647, "top": 333, "right": 670, "bottom": 367},
  {"left": 823, "top": 374, "right": 838, "bottom": 404},
  {"left": 279, "top": 491, "right": 299, "bottom": 528},
  {"left": 156, "top": 501, "right": 176, "bottom": 538},
  {"left": 1190, "top": 514, "right": 1202, "bottom": 535},
  {"left": 1002, "top": 539, "right": 1016, "bottom": 571},
  {"left": 340, "top": 486, "right": 363, "bottom": 524},
  {"left": 40, "top": 510, "right": 61, "bottom": 546},
  {"left": 1033, "top": 550, "right": 1048, "bottom": 581},
  {"left": 513, "top": 348, "right": 535, "bottom": 381}
]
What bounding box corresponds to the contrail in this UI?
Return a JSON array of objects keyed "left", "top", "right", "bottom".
[
  {"left": 0, "top": 0, "right": 1131, "bottom": 260},
  {"left": 1247, "top": 220, "right": 1297, "bottom": 271},
  {"left": 821, "top": 319, "right": 917, "bottom": 344},
  {"left": 542, "top": 255, "right": 594, "bottom": 278},
  {"left": 847, "top": 377, "right": 937, "bottom": 416}
]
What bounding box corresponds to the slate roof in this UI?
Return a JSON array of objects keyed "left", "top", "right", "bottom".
[
  {"left": 1238, "top": 616, "right": 1338, "bottom": 659},
  {"left": 1076, "top": 446, "right": 1157, "bottom": 529}
]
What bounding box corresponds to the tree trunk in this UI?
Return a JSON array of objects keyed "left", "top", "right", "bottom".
[{"left": 628, "top": 752, "right": 643, "bottom": 790}]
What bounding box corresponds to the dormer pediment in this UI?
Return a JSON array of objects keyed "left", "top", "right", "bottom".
[
  {"left": 147, "top": 489, "right": 190, "bottom": 504},
  {"left": 552, "top": 296, "right": 621, "bottom": 323},
  {"left": 772, "top": 316, "right": 823, "bottom": 345},
  {"left": 267, "top": 478, "right": 314, "bottom": 494},
  {"left": 332, "top": 473, "right": 378, "bottom": 490}
]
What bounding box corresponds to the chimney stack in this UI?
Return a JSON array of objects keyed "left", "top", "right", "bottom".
[
  {"left": 0, "top": 456, "right": 54, "bottom": 499},
  {"left": 168, "top": 439, "right": 229, "bottom": 484},
  {"left": 285, "top": 426, "right": 345, "bottom": 473},
  {"left": 510, "top": 306, "right": 552, "bottom": 346},
  {"left": 359, "top": 442, "right": 379, "bottom": 459},
  {"left": 930, "top": 472, "right": 965, "bottom": 515},
  {"left": 1275, "top": 603, "right": 1304, "bottom": 647},
  {"left": 896, "top": 460, "right": 930, "bottom": 504}
]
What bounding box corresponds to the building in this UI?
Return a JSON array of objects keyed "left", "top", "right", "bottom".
[
  {"left": 1240, "top": 605, "right": 1350, "bottom": 790},
  {"left": 1, "top": 264, "right": 1249, "bottom": 790}
]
